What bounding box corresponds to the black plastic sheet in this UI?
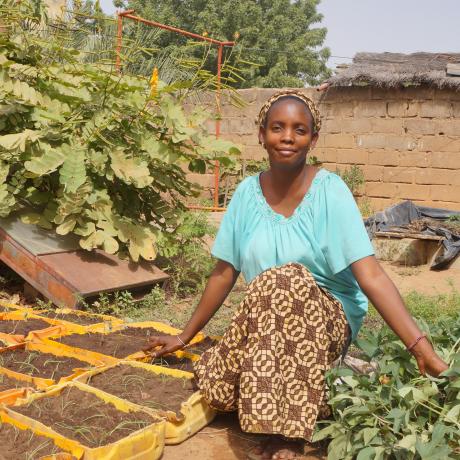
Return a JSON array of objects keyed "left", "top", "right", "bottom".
[{"left": 365, "top": 201, "right": 460, "bottom": 270}]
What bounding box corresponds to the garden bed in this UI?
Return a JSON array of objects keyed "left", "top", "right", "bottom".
[
  {"left": 0, "top": 349, "right": 90, "bottom": 381},
  {"left": 0, "top": 422, "right": 73, "bottom": 459},
  {"left": 186, "top": 337, "right": 218, "bottom": 355},
  {"left": 14, "top": 386, "right": 156, "bottom": 447},
  {"left": 39, "top": 311, "right": 102, "bottom": 325},
  {"left": 0, "top": 318, "right": 52, "bottom": 336},
  {"left": 0, "top": 372, "right": 25, "bottom": 392},
  {"left": 86, "top": 364, "right": 197, "bottom": 415}
]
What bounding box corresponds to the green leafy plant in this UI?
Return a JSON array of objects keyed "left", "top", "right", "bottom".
[
  {"left": 156, "top": 211, "right": 216, "bottom": 296},
  {"left": 0, "top": 0, "right": 239, "bottom": 262},
  {"left": 336, "top": 165, "right": 365, "bottom": 197},
  {"left": 315, "top": 316, "right": 460, "bottom": 459}
]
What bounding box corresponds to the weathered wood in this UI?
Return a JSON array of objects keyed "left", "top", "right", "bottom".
[
  {"left": 375, "top": 231, "right": 443, "bottom": 241},
  {"left": 447, "top": 63, "right": 460, "bottom": 77}
]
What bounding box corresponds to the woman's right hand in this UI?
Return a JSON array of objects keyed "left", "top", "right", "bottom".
[{"left": 143, "top": 334, "right": 187, "bottom": 358}]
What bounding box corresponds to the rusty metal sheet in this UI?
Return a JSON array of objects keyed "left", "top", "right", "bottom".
[
  {"left": 0, "top": 216, "right": 79, "bottom": 255},
  {"left": 38, "top": 250, "right": 169, "bottom": 296}
]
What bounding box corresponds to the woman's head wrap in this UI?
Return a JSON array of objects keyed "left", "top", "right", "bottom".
[{"left": 256, "top": 89, "right": 322, "bottom": 133}]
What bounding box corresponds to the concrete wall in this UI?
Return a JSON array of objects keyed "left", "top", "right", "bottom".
[{"left": 195, "top": 86, "right": 460, "bottom": 212}]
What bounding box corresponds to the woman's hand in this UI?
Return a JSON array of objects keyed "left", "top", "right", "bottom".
[
  {"left": 143, "top": 334, "right": 186, "bottom": 358},
  {"left": 411, "top": 338, "right": 449, "bottom": 377}
]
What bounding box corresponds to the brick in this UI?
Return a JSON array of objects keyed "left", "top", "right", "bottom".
[
  {"left": 384, "top": 167, "right": 415, "bottom": 184},
  {"left": 322, "top": 102, "right": 354, "bottom": 118},
  {"left": 229, "top": 117, "right": 256, "bottom": 135},
  {"left": 323, "top": 134, "right": 355, "bottom": 149},
  {"left": 362, "top": 165, "right": 384, "bottom": 182},
  {"left": 242, "top": 146, "right": 266, "bottom": 161},
  {"left": 365, "top": 182, "right": 397, "bottom": 198},
  {"left": 315, "top": 148, "right": 337, "bottom": 163},
  {"left": 400, "top": 87, "right": 435, "bottom": 100},
  {"left": 397, "top": 184, "right": 430, "bottom": 201},
  {"left": 406, "top": 102, "right": 421, "bottom": 117},
  {"left": 188, "top": 173, "right": 214, "bottom": 188},
  {"left": 368, "top": 197, "right": 394, "bottom": 212},
  {"left": 404, "top": 118, "right": 436, "bottom": 135},
  {"left": 418, "top": 136, "right": 460, "bottom": 152},
  {"left": 326, "top": 86, "right": 371, "bottom": 101},
  {"left": 358, "top": 135, "right": 417, "bottom": 151},
  {"left": 434, "top": 89, "right": 460, "bottom": 101},
  {"left": 420, "top": 100, "right": 452, "bottom": 118},
  {"left": 437, "top": 119, "right": 460, "bottom": 136},
  {"left": 321, "top": 119, "right": 342, "bottom": 134},
  {"left": 387, "top": 101, "right": 408, "bottom": 118},
  {"left": 398, "top": 151, "right": 430, "bottom": 167},
  {"left": 453, "top": 102, "right": 460, "bottom": 118},
  {"left": 431, "top": 151, "right": 460, "bottom": 169},
  {"left": 430, "top": 185, "right": 460, "bottom": 201},
  {"left": 340, "top": 118, "right": 372, "bottom": 133},
  {"left": 418, "top": 200, "right": 460, "bottom": 211},
  {"left": 415, "top": 169, "right": 455, "bottom": 185},
  {"left": 354, "top": 101, "right": 387, "bottom": 118},
  {"left": 368, "top": 150, "right": 399, "bottom": 166},
  {"left": 321, "top": 162, "right": 338, "bottom": 172},
  {"left": 336, "top": 149, "right": 368, "bottom": 164},
  {"left": 370, "top": 118, "right": 403, "bottom": 134}
]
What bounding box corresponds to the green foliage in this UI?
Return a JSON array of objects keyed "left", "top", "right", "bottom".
[
  {"left": 336, "top": 164, "right": 365, "bottom": 197},
  {"left": 0, "top": 1, "right": 239, "bottom": 261},
  {"left": 315, "top": 317, "right": 460, "bottom": 459},
  {"left": 124, "top": 0, "right": 331, "bottom": 88},
  {"left": 156, "top": 211, "right": 217, "bottom": 297}
]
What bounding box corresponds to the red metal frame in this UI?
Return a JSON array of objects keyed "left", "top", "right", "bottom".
[{"left": 116, "top": 10, "right": 235, "bottom": 211}]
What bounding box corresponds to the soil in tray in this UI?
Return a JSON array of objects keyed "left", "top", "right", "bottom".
[
  {"left": 0, "top": 318, "right": 52, "bottom": 336},
  {"left": 57, "top": 328, "right": 172, "bottom": 359},
  {"left": 0, "top": 372, "right": 26, "bottom": 392},
  {"left": 0, "top": 349, "right": 90, "bottom": 381},
  {"left": 0, "top": 422, "right": 73, "bottom": 460},
  {"left": 57, "top": 330, "right": 196, "bottom": 371},
  {"left": 88, "top": 364, "right": 197, "bottom": 415},
  {"left": 40, "top": 310, "right": 102, "bottom": 325},
  {"left": 14, "top": 386, "right": 156, "bottom": 448}
]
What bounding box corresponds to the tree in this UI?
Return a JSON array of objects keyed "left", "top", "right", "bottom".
[
  {"left": 122, "top": 0, "right": 331, "bottom": 88},
  {"left": 0, "top": 0, "right": 239, "bottom": 261}
]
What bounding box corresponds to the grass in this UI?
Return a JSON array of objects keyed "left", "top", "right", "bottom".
[{"left": 365, "top": 288, "right": 460, "bottom": 329}]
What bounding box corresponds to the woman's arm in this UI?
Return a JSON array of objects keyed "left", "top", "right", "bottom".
[
  {"left": 144, "top": 259, "right": 239, "bottom": 357},
  {"left": 351, "top": 255, "right": 448, "bottom": 377}
]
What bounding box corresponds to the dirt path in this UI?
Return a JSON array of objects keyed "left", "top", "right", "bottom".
[
  {"left": 380, "top": 261, "right": 460, "bottom": 295},
  {"left": 162, "top": 413, "right": 325, "bottom": 460}
]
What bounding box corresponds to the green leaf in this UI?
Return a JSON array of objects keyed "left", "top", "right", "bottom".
[
  {"left": 356, "top": 447, "right": 376, "bottom": 460},
  {"left": 56, "top": 217, "right": 77, "bottom": 235},
  {"left": 0, "top": 129, "right": 40, "bottom": 152},
  {"left": 25, "top": 146, "right": 65, "bottom": 175},
  {"left": 362, "top": 427, "right": 379, "bottom": 445},
  {"left": 59, "top": 146, "right": 86, "bottom": 193},
  {"left": 110, "top": 149, "right": 153, "bottom": 189}
]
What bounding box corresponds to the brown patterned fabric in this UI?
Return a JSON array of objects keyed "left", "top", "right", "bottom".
[{"left": 193, "top": 263, "right": 349, "bottom": 441}]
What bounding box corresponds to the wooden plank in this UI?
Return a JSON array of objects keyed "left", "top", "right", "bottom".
[
  {"left": 375, "top": 231, "right": 443, "bottom": 241},
  {"left": 447, "top": 63, "right": 460, "bottom": 77}
]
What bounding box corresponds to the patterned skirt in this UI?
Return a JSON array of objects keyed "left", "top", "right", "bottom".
[{"left": 193, "top": 263, "right": 350, "bottom": 441}]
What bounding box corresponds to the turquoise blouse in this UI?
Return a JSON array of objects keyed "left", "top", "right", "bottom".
[{"left": 211, "top": 169, "right": 375, "bottom": 340}]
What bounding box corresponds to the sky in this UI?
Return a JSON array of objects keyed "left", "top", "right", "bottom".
[{"left": 100, "top": 0, "right": 460, "bottom": 69}]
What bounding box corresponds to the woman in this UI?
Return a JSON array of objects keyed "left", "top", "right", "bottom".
[{"left": 145, "top": 90, "right": 448, "bottom": 460}]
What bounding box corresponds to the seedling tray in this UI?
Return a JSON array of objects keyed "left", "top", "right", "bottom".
[
  {"left": 4, "top": 380, "right": 165, "bottom": 460},
  {"left": 76, "top": 360, "right": 216, "bottom": 444},
  {"left": 0, "top": 341, "right": 105, "bottom": 389},
  {"left": 34, "top": 308, "right": 123, "bottom": 334},
  {"left": 0, "top": 418, "right": 75, "bottom": 459},
  {"left": 48, "top": 326, "right": 199, "bottom": 371},
  {"left": 0, "top": 366, "right": 35, "bottom": 406},
  {"left": 0, "top": 310, "right": 64, "bottom": 345}
]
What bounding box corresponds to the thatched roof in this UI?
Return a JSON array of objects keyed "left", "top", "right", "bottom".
[{"left": 328, "top": 52, "right": 460, "bottom": 90}]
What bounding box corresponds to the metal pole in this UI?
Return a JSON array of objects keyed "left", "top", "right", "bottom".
[
  {"left": 213, "top": 44, "right": 224, "bottom": 209},
  {"left": 116, "top": 12, "right": 123, "bottom": 72}
]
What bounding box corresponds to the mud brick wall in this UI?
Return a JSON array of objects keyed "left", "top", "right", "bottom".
[{"left": 194, "top": 86, "right": 460, "bottom": 212}]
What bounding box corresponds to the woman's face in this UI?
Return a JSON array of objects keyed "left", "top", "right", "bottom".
[{"left": 259, "top": 99, "right": 319, "bottom": 170}]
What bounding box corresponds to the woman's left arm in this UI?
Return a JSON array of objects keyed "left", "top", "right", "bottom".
[{"left": 351, "top": 255, "right": 448, "bottom": 377}]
